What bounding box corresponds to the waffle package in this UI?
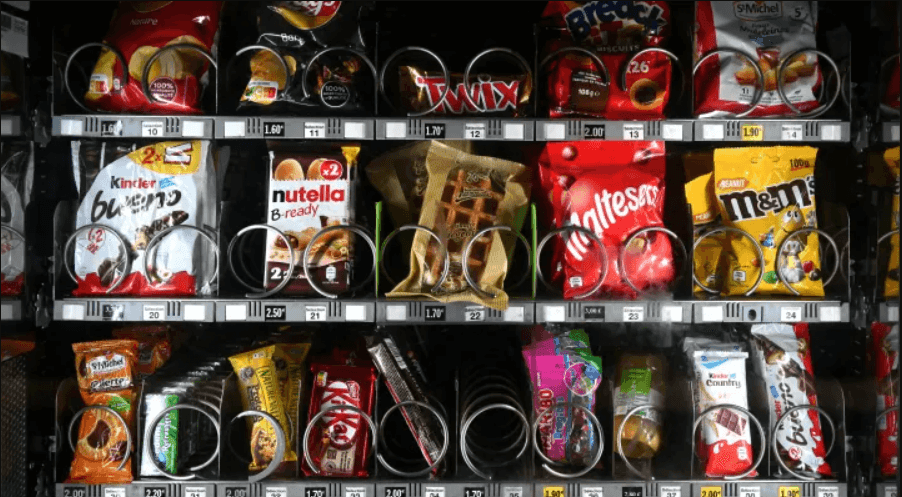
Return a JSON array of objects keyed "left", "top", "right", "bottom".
[
  {"left": 750, "top": 324, "right": 831, "bottom": 477},
  {"left": 540, "top": 1, "right": 673, "bottom": 119},
  {"left": 873, "top": 322, "right": 899, "bottom": 478},
  {"left": 239, "top": 2, "right": 372, "bottom": 114},
  {"left": 694, "top": 1, "right": 822, "bottom": 117},
  {"left": 398, "top": 66, "right": 532, "bottom": 116},
  {"left": 1, "top": 142, "right": 32, "bottom": 296},
  {"left": 69, "top": 339, "right": 139, "bottom": 484},
  {"left": 537, "top": 141, "right": 673, "bottom": 299},
  {"left": 614, "top": 353, "right": 666, "bottom": 461},
  {"left": 713, "top": 146, "right": 823, "bottom": 296},
  {"left": 684, "top": 337, "right": 756, "bottom": 478},
  {"left": 83, "top": 1, "right": 222, "bottom": 114},
  {"left": 388, "top": 145, "right": 531, "bottom": 310},
  {"left": 71, "top": 141, "right": 218, "bottom": 296},
  {"left": 265, "top": 143, "right": 358, "bottom": 295},
  {"left": 884, "top": 147, "right": 899, "bottom": 298}
]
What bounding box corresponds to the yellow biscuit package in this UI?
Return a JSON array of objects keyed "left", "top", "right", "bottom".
[
  {"left": 229, "top": 346, "right": 297, "bottom": 474},
  {"left": 686, "top": 170, "right": 727, "bottom": 294},
  {"left": 885, "top": 147, "right": 900, "bottom": 298},
  {"left": 273, "top": 343, "right": 312, "bottom": 448},
  {"left": 713, "top": 147, "right": 824, "bottom": 297}
]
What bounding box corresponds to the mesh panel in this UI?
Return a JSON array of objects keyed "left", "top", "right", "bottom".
[{"left": 1, "top": 354, "right": 27, "bottom": 497}]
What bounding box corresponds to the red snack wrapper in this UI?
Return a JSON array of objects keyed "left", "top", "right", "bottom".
[
  {"left": 751, "top": 324, "right": 831, "bottom": 477},
  {"left": 537, "top": 141, "right": 673, "bottom": 299},
  {"left": 302, "top": 363, "right": 377, "bottom": 477},
  {"left": 873, "top": 322, "right": 899, "bottom": 478},
  {"left": 83, "top": 1, "right": 221, "bottom": 114},
  {"left": 540, "top": 1, "right": 672, "bottom": 119}
]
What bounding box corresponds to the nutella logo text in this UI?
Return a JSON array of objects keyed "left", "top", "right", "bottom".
[
  {"left": 415, "top": 76, "right": 521, "bottom": 114},
  {"left": 733, "top": 1, "right": 783, "bottom": 21},
  {"left": 565, "top": 1, "right": 666, "bottom": 43},
  {"left": 566, "top": 184, "right": 661, "bottom": 260},
  {"left": 271, "top": 184, "right": 346, "bottom": 203},
  {"left": 718, "top": 175, "right": 815, "bottom": 222}
]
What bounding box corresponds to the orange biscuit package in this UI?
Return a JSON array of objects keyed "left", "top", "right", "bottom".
[{"left": 69, "top": 339, "right": 140, "bottom": 484}]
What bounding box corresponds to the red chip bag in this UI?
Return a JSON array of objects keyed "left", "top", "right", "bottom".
[
  {"left": 873, "top": 322, "right": 899, "bottom": 478},
  {"left": 693, "top": 1, "right": 823, "bottom": 118},
  {"left": 538, "top": 141, "right": 673, "bottom": 299},
  {"left": 83, "top": 1, "right": 222, "bottom": 114},
  {"left": 540, "top": 1, "right": 672, "bottom": 120}
]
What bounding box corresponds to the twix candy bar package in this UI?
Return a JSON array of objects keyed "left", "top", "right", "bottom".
[
  {"left": 398, "top": 66, "right": 532, "bottom": 116},
  {"left": 71, "top": 140, "right": 218, "bottom": 296},
  {"left": 750, "top": 324, "right": 832, "bottom": 477},
  {"left": 694, "top": 2, "right": 822, "bottom": 117},
  {"left": 388, "top": 145, "right": 530, "bottom": 310},
  {"left": 684, "top": 337, "right": 756, "bottom": 478},
  {"left": 84, "top": 1, "right": 222, "bottom": 114},
  {"left": 265, "top": 143, "right": 359, "bottom": 295},
  {"left": 1, "top": 142, "right": 32, "bottom": 296},
  {"left": 69, "top": 340, "right": 139, "bottom": 484},
  {"left": 713, "top": 147, "right": 823, "bottom": 297}
]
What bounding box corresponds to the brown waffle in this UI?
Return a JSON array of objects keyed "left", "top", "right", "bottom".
[{"left": 427, "top": 168, "right": 503, "bottom": 291}]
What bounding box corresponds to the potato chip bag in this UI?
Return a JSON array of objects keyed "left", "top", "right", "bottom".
[
  {"left": 713, "top": 147, "right": 823, "bottom": 296},
  {"left": 884, "top": 147, "right": 900, "bottom": 298}
]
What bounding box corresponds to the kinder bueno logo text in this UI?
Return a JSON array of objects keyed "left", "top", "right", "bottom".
[
  {"left": 566, "top": 1, "right": 667, "bottom": 43},
  {"left": 416, "top": 76, "right": 521, "bottom": 114},
  {"left": 733, "top": 1, "right": 783, "bottom": 21},
  {"left": 566, "top": 184, "right": 662, "bottom": 260},
  {"left": 271, "top": 184, "right": 346, "bottom": 203},
  {"left": 90, "top": 188, "right": 182, "bottom": 223},
  {"left": 718, "top": 175, "right": 815, "bottom": 222},
  {"left": 776, "top": 374, "right": 809, "bottom": 447}
]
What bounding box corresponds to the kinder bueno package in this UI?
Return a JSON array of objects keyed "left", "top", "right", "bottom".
[
  {"left": 83, "top": 1, "right": 222, "bottom": 114},
  {"left": 264, "top": 143, "right": 358, "bottom": 295},
  {"left": 684, "top": 337, "right": 756, "bottom": 478},
  {"left": 71, "top": 140, "right": 217, "bottom": 297},
  {"left": 694, "top": 1, "right": 822, "bottom": 118},
  {"left": 398, "top": 66, "right": 532, "bottom": 116},
  {"left": 750, "top": 324, "right": 831, "bottom": 477},
  {"left": 713, "top": 147, "right": 823, "bottom": 297},
  {"left": 537, "top": 141, "right": 674, "bottom": 299},
  {"left": 1, "top": 142, "right": 32, "bottom": 296},
  {"left": 540, "top": 1, "right": 673, "bottom": 119},
  {"left": 873, "top": 322, "right": 899, "bottom": 478},
  {"left": 884, "top": 147, "right": 899, "bottom": 298},
  {"left": 239, "top": 2, "right": 372, "bottom": 114}
]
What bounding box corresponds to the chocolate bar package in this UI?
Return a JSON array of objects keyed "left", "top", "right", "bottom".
[
  {"left": 398, "top": 66, "right": 531, "bottom": 117},
  {"left": 264, "top": 143, "right": 359, "bottom": 295},
  {"left": 0, "top": 142, "right": 32, "bottom": 296},
  {"left": 873, "top": 322, "right": 899, "bottom": 478}
]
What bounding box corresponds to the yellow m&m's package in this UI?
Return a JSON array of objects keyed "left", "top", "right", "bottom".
[{"left": 884, "top": 147, "right": 900, "bottom": 298}]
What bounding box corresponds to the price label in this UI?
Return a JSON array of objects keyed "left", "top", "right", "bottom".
[
  {"left": 304, "top": 122, "right": 326, "bottom": 138},
  {"left": 144, "top": 487, "right": 166, "bottom": 497},
  {"left": 143, "top": 304, "right": 165, "bottom": 321},
  {"left": 307, "top": 487, "right": 327, "bottom": 497},
  {"left": 384, "top": 488, "right": 406, "bottom": 497},
  {"left": 623, "top": 123, "right": 644, "bottom": 140},
  {"left": 583, "top": 487, "right": 604, "bottom": 497},
  {"left": 425, "top": 487, "right": 445, "bottom": 497},
  {"left": 465, "top": 306, "right": 486, "bottom": 322},
  {"left": 102, "top": 304, "right": 125, "bottom": 321},
  {"left": 264, "top": 122, "right": 286, "bottom": 137},
  {"left": 817, "top": 486, "right": 838, "bottom": 497},
  {"left": 424, "top": 305, "right": 445, "bottom": 321},
  {"left": 700, "top": 488, "right": 721, "bottom": 497},
  {"left": 306, "top": 305, "right": 327, "bottom": 322},
  {"left": 142, "top": 121, "right": 164, "bottom": 138},
  {"left": 265, "top": 305, "right": 286, "bottom": 321},
  {"left": 583, "top": 123, "right": 606, "bottom": 139},
  {"left": 782, "top": 124, "right": 803, "bottom": 141},
  {"left": 63, "top": 487, "right": 87, "bottom": 497},
  {"left": 266, "top": 488, "right": 288, "bottom": 497},
  {"left": 465, "top": 123, "right": 486, "bottom": 139},
  {"left": 465, "top": 488, "right": 485, "bottom": 497},
  {"left": 544, "top": 487, "right": 565, "bottom": 497},
  {"left": 425, "top": 123, "right": 446, "bottom": 139},
  {"left": 779, "top": 487, "right": 800, "bottom": 497},
  {"left": 101, "top": 120, "right": 122, "bottom": 137},
  {"left": 885, "top": 486, "right": 897, "bottom": 497},
  {"left": 185, "top": 488, "right": 206, "bottom": 497},
  {"left": 739, "top": 487, "right": 760, "bottom": 497},
  {"left": 660, "top": 487, "right": 681, "bottom": 497},
  {"left": 346, "top": 487, "right": 366, "bottom": 497},
  {"left": 504, "top": 488, "right": 524, "bottom": 497},
  {"left": 105, "top": 489, "right": 127, "bottom": 497},
  {"left": 781, "top": 306, "right": 802, "bottom": 322},
  {"left": 622, "top": 488, "right": 642, "bottom": 497},
  {"left": 583, "top": 306, "right": 605, "bottom": 320},
  {"left": 225, "top": 488, "right": 248, "bottom": 497},
  {"left": 741, "top": 124, "right": 764, "bottom": 141},
  {"left": 623, "top": 306, "right": 644, "bottom": 322}
]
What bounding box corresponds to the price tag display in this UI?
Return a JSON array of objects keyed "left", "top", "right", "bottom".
[
  {"left": 105, "top": 489, "right": 127, "bottom": 497},
  {"left": 583, "top": 487, "right": 604, "bottom": 497},
  {"left": 143, "top": 304, "right": 165, "bottom": 321},
  {"left": 264, "top": 305, "right": 286, "bottom": 321},
  {"left": 582, "top": 123, "right": 606, "bottom": 139},
  {"left": 425, "top": 487, "right": 445, "bottom": 497},
  {"left": 782, "top": 124, "right": 803, "bottom": 141},
  {"left": 623, "top": 123, "right": 644, "bottom": 140},
  {"left": 465, "top": 123, "right": 486, "bottom": 139},
  {"left": 700, "top": 487, "right": 721, "bottom": 497},
  {"left": 741, "top": 124, "right": 764, "bottom": 141},
  {"left": 102, "top": 304, "right": 125, "bottom": 321},
  {"left": 144, "top": 486, "right": 167, "bottom": 497},
  {"left": 100, "top": 120, "right": 122, "bottom": 137},
  {"left": 779, "top": 487, "right": 800, "bottom": 497},
  {"left": 817, "top": 487, "right": 838, "bottom": 497},
  {"left": 623, "top": 306, "right": 644, "bottom": 322},
  {"left": 266, "top": 488, "right": 288, "bottom": 497},
  {"left": 425, "top": 123, "right": 446, "bottom": 139},
  {"left": 306, "top": 488, "right": 327, "bottom": 497},
  {"left": 306, "top": 305, "right": 327, "bottom": 322},
  {"left": 384, "top": 488, "right": 406, "bottom": 497},
  {"left": 305, "top": 122, "right": 326, "bottom": 138},
  {"left": 781, "top": 306, "right": 802, "bottom": 322},
  {"left": 543, "top": 487, "right": 565, "bottom": 497},
  {"left": 622, "top": 488, "right": 642, "bottom": 497},
  {"left": 739, "top": 487, "right": 760, "bottom": 497},
  {"left": 225, "top": 488, "right": 248, "bottom": 497},
  {"left": 142, "top": 121, "right": 164, "bottom": 138},
  {"left": 63, "top": 487, "right": 87, "bottom": 497},
  {"left": 465, "top": 488, "right": 485, "bottom": 497},
  {"left": 424, "top": 305, "right": 446, "bottom": 321},
  {"left": 885, "top": 486, "right": 897, "bottom": 497},
  {"left": 264, "top": 122, "right": 286, "bottom": 137},
  {"left": 660, "top": 487, "right": 681, "bottom": 497},
  {"left": 465, "top": 306, "right": 486, "bottom": 322},
  {"left": 346, "top": 488, "right": 366, "bottom": 497},
  {"left": 185, "top": 488, "right": 207, "bottom": 497},
  {"left": 504, "top": 487, "right": 524, "bottom": 497}
]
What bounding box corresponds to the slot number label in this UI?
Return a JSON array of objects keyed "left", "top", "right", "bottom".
[
  {"left": 781, "top": 306, "right": 802, "bottom": 322},
  {"left": 105, "top": 489, "right": 126, "bottom": 497},
  {"left": 817, "top": 487, "right": 838, "bottom": 497},
  {"left": 425, "top": 488, "right": 445, "bottom": 497},
  {"left": 185, "top": 488, "right": 206, "bottom": 497},
  {"left": 623, "top": 306, "right": 644, "bottom": 322},
  {"left": 465, "top": 123, "right": 486, "bottom": 139},
  {"left": 304, "top": 122, "right": 326, "bottom": 138},
  {"left": 505, "top": 488, "right": 524, "bottom": 497},
  {"left": 660, "top": 488, "right": 680, "bottom": 497},
  {"left": 346, "top": 489, "right": 366, "bottom": 497},
  {"left": 142, "top": 121, "right": 164, "bottom": 138},
  {"left": 584, "top": 488, "right": 605, "bottom": 497},
  {"left": 782, "top": 124, "right": 803, "bottom": 141},
  {"left": 143, "top": 304, "right": 165, "bottom": 321},
  {"left": 885, "top": 487, "right": 897, "bottom": 497},
  {"left": 623, "top": 123, "right": 644, "bottom": 140},
  {"left": 306, "top": 305, "right": 327, "bottom": 322},
  {"left": 779, "top": 488, "right": 800, "bottom": 497},
  {"left": 266, "top": 489, "right": 288, "bottom": 497},
  {"left": 700, "top": 488, "right": 722, "bottom": 497},
  {"left": 465, "top": 306, "right": 486, "bottom": 322},
  {"left": 544, "top": 487, "right": 565, "bottom": 497},
  {"left": 739, "top": 487, "right": 760, "bottom": 497}
]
